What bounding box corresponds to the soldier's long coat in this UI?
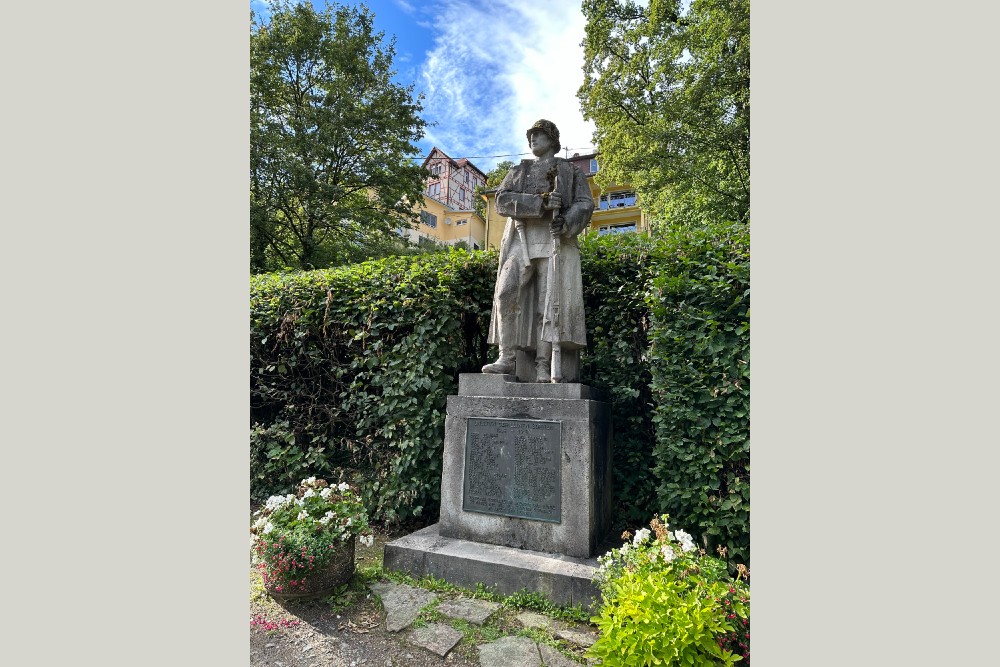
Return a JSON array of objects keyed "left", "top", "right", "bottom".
[{"left": 486, "top": 158, "right": 594, "bottom": 351}]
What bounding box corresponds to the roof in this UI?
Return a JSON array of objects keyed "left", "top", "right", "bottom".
[{"left": 421, "top": 147, "right": 488, "bottom": 180}]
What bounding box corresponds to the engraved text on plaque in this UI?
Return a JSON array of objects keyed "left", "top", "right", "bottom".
[{"left": 463, "top": 417, "right": 561, "bottom": 523}]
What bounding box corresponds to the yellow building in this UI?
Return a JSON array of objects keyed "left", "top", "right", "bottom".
[
  {"left": 404, "top": 147, "right": 489, "bottom": 249},
  {"left": 480, "top": 152, "right": 649, "bottom": 250}
]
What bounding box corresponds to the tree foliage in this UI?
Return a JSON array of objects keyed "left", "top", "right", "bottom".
[
  {"left": 473, "top": 159, "right": 514, "bottom": 219},
  {"left": 578, "top": 0, "right": 749, "bottom": 229},
  {"left": 251, "top": 0, "right": 429, "bottom": 272}
]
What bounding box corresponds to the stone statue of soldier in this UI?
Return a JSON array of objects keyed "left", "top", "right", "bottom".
[{"left": 482, "top": 119, "right": 594, "bottom": 382}]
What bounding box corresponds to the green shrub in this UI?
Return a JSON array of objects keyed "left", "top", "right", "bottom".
[
  {"left": 250, "top": 249, "right": 496, "bottom": 522},
  {"left": 588, "top": 515, "right": 750, "bottom": 666},
  {"left": 646, "top": 223, "right": 750, "bottom": 565},
  {"left": 578, "top": 233, "right": 663, "bottom": 525}
]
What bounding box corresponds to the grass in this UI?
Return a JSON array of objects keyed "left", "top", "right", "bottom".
[{"left": 376, "top": 568, "right": 590, "bottom": 622}]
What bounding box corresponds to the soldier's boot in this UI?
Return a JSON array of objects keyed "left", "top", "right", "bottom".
[
  {"left": 535, "top": 357, "right": 551, "bottom": 383},
  {"left": 482, "top": 349, "right": 515, "bottom": 374}
]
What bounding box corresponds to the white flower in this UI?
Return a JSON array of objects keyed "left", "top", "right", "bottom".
[
  {"left": 360, "top": 534, "right": 374, "bottom": 548},
  {"left": 303, "top": 476, "right": 317, "bottom": 485},
  {"left": 632, "top": 528, "right": 651, "bottom": 545},
  {"left": 320, "top": 487, "right": 333, "bottom": 499},
  {"left": 618, "top": 543, "right": 631, "bottom": 556},
  {"left": 675, "top": 529, "right": 696, "bottom": 552},
  {"left": 262, "top": 522, "right": 274, "bottom": 535},
  {"left": 297, "top": 510, "right": 309, "bottom": 521},
  {"left": 337, "top": 482, "right": 350, "bottom": 492},
  {"left": 265, "top": 494, "right": 292, "bottom": 511},
  {"left": 647, "top": 549, "right": 659, "bottom": 563},
  {"left": 302, "top": 488, "right": 316, "bottom": 499},
  {"left": 660, "top": 544, "right": 676, "bottom": 562}
]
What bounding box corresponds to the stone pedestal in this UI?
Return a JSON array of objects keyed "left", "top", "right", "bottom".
[{"left": 384, "top": 373, "right": 613, "bottom": 608}]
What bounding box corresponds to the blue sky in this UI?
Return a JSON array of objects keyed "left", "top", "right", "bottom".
[{"left": 251, "top": 0, "right": 598, "bottom": 172}]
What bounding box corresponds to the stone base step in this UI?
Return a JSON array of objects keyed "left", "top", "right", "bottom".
[{"left": 383, "top": 523, "right": 601, "bottom": 610}]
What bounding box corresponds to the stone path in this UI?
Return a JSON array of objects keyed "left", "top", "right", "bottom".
[{"left": 368, "top": 582, "right": 597, "bottom": 666}]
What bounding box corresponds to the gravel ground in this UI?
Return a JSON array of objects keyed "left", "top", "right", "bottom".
[{"left": 250, "top": 524, "right": 481, "bottom": 667}]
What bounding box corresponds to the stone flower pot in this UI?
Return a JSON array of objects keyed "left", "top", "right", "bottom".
[{"left": 264, "top": 536, "right": 356, "bottom": 600}]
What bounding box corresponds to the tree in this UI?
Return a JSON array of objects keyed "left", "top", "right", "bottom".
[
  {"left": 251, "top": 0, "right": 429, "bottom": 272},
  {"left": 578, "top": 0, "right": 749, "bottom": 230},
  {"left": 472, "top": 159, "right": 514, "bottom": 220}
]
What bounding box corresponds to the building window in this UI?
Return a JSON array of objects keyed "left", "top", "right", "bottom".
[
  {"left": 598, "top": 223, "right": 636, "bottom": 235},
  {"left": 456, "top": 219, "right": 468, "bottom": 226},
  {"left": 589, "top": 158, "right": 599, "bottom": 174},
  {"left": 421, "top": 210, "right": 438, "bottom": 228},
  {"left": 465, "top": 172, "right": 470, "bottom": 184},
  {"left": 426, "top": 182, "right": 440, "bottom": 197},
  {"left": 598, "top": 191, "right": 637, "bottom": 210}
]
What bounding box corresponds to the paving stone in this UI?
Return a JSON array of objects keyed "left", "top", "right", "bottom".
[
  {"left": 437, "top": 598, "right": 501, "bottom": 625},
  {"left": 555, "top": 627, "right": 598, "bottom": 648},
  {"left": 407, "top": 622, "right": 464, "bottom": 657},
  {"left": 516, "top": 611, "right": 558, "bottom": 632},
  {"left": 538, "top": 643, "right": 582, "bottom": 667},
  {"left": 478, "top": 636, "right": 542, "bottom": 667},
  {"left": 368, "top": 582, "right": 438, "bottom": 632}
]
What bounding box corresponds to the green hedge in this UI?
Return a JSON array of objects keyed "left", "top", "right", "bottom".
[
  {"left": 250, "top": 250, "right": 496, "bottom": 521},
  {"left": 250, "top": 231, "right": 749, "bottom": 563},
  {"left": 578, "top": 233, "right": 663, "bottom": 524},
  {"left": 646, "top": 224, "right": 750, "bottom": 565}
]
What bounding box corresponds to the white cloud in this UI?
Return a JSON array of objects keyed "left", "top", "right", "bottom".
[{"left": 416, "top": 0, "right": 596, "bottom": 171}]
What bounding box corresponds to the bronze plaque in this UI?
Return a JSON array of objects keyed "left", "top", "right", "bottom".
[{"left": 463, "top": 417, "right": 561, "bottom": 523}]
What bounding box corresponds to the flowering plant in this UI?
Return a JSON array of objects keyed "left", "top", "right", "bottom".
[
  {"left": 250, "top": 477, "right": 374, "bottom": 594},
  {"left": 588, "top": 515, "right": 750, "bottom": 666}
]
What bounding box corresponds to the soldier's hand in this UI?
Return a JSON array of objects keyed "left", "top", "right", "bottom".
[
  {"left": 543, "top": 191, "right": 562, "bottom": 210},
  {"left": 550, "top": 218, "right": 565, "bottom": 236}
]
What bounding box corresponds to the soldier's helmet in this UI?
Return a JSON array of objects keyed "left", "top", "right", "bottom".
[{"left": 526, "top": 119, "right": 561, "bottom": 153}]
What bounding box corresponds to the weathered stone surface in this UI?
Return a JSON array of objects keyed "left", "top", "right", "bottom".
[
  {"left": 383, "top": 524, "right": 601, "bottom": 610},
  {"left": 517, "top": 611, "right": 558, "bottom": 632},
  {"left": 539, "top": 643, "right": 582, "bottom": 667},
  {"left": 482, "top": 120, "right": 594, "bottom": 385},
  {"left": 439, "top": 395, "right": 612, "bottom": 559},
  {"left": 406, "top": 622, "right": 463, "bottom": 657},
  {"left": 458, "top": 373, "right": 599, "bottom": 400},
  {"left": 555, "top": 627, "right": 598, "bottom": 648},
  {"left": 478, "top": 636, "right": 542, "bottom": 667},
  {"left": 368, "top": 582, "right": 437, "bottom": 632},
  {"left": 436, "top": 598, "right": 500, "bottom": 625}
]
